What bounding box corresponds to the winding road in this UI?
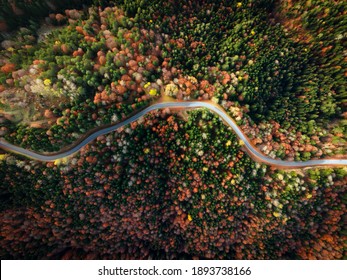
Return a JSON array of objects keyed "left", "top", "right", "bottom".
[{"left": 0, "top": 101, "right": 346, "bottom": 169}]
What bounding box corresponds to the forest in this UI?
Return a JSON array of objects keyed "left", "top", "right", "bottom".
[{"left": 0, "top": 0, "right": 346, "bottom": 259}]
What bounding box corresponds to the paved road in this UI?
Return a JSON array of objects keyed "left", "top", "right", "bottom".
[{"left": 0, "top": 101, "right": 346, "bottom": 168}]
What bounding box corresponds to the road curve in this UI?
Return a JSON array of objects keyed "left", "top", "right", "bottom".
[{"left": 0, "top": 101, "right": 347, "bottom": 168}]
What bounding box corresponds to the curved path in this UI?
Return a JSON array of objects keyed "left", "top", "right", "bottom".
[{"left": 0, "top": 101, "right": 347, "bottom": 168}]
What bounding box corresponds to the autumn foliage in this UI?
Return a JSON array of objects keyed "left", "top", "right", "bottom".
[{"left": 1, "top": 111, "right": 346, "bottom": 259}]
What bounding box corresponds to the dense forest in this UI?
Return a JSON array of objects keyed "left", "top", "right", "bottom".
[{"left": 0, "top": 0, "right": 346, "bottom": 259}]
